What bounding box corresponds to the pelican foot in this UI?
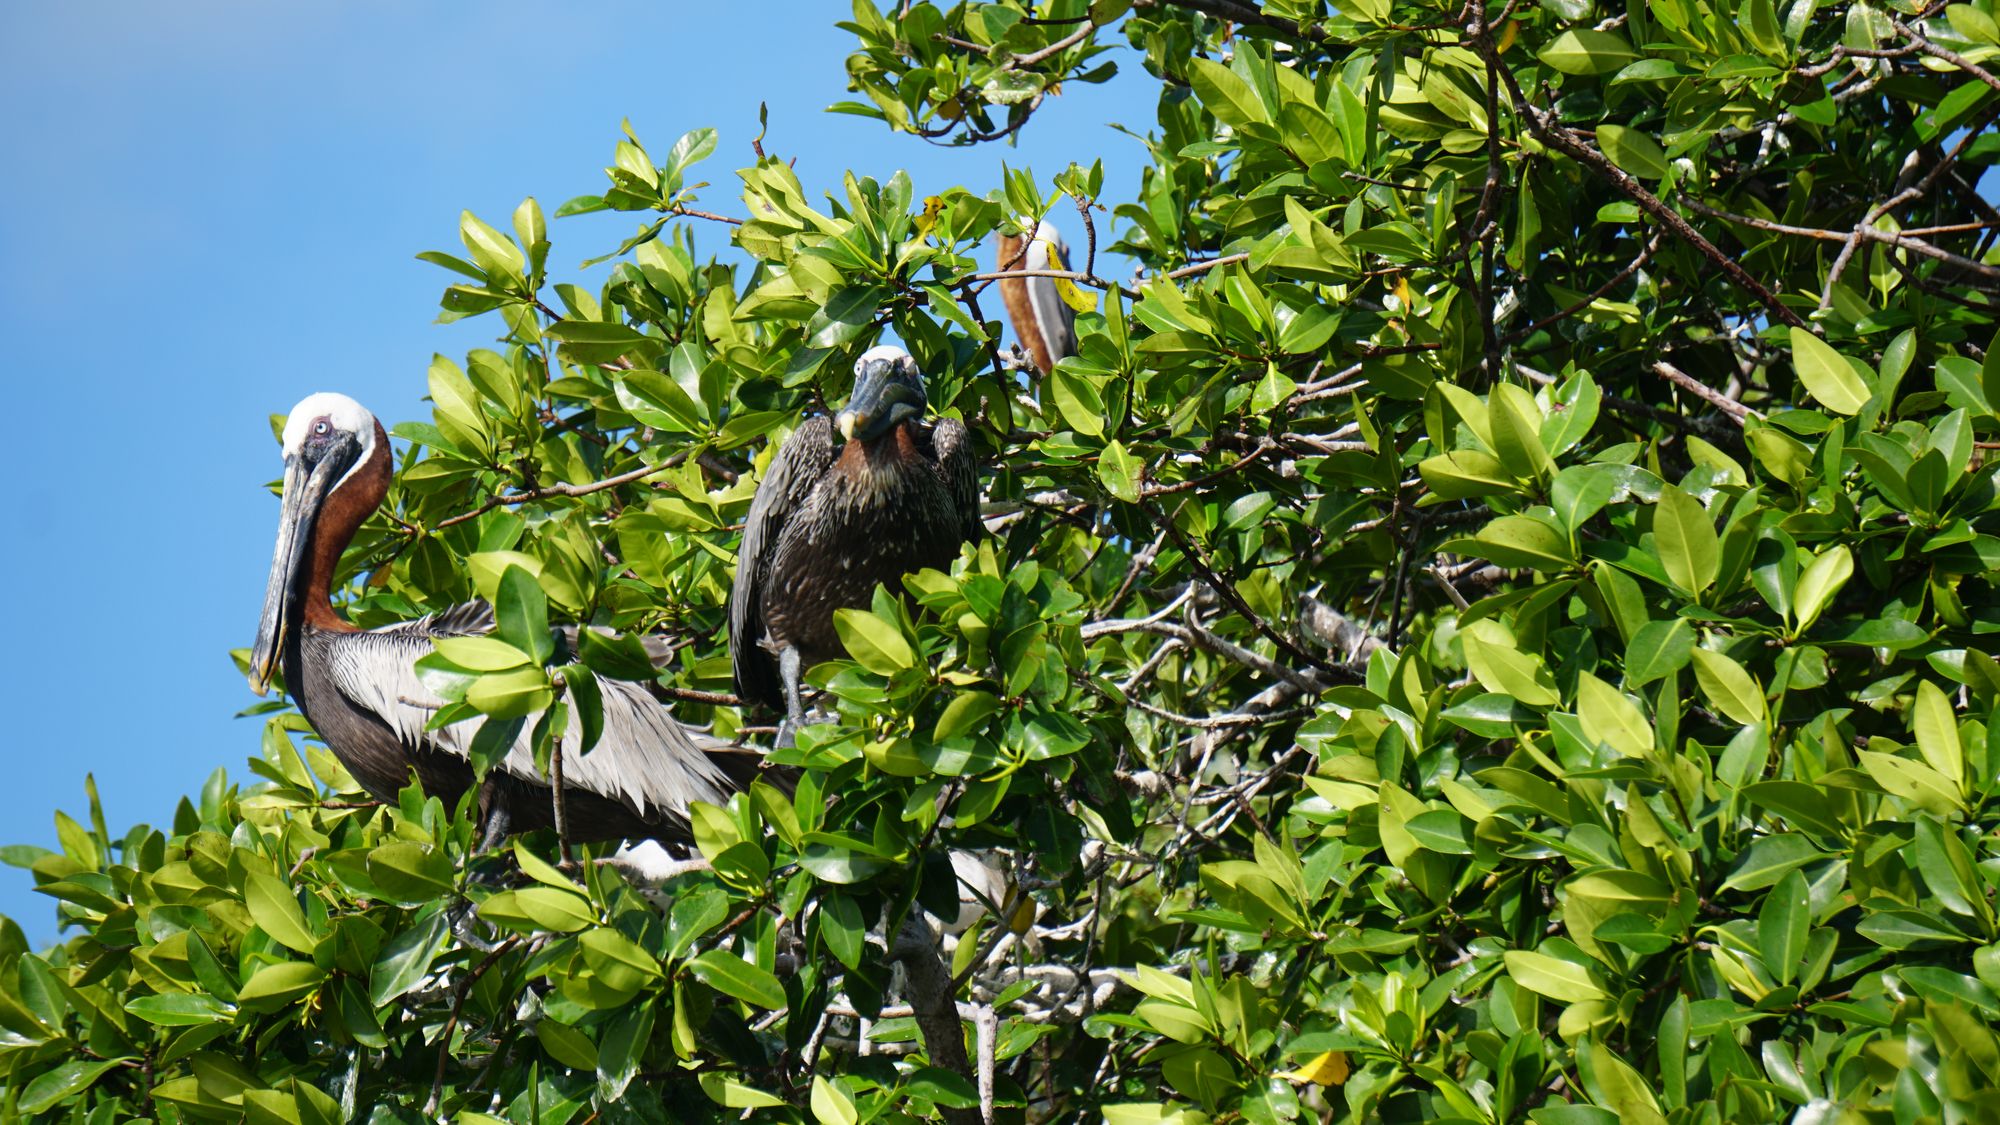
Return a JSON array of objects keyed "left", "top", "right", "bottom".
[{"left": 444, "top": 897, "right": 499, "bottom": 953}]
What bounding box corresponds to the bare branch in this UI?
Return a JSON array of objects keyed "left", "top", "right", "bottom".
[
  {"left": 429, "top": 455, "right": 688, "bottom": 531},
  {"left": 1651, "top": 361, "right": 1761, "bottom": 423},
  {"left": 1682, "top": 198, "right": 2000, "bottom": 289},
  {"left": 1464, "top": 28, "right": 1810, "bottom": 329}
]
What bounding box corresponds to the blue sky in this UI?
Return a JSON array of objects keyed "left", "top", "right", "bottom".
[{"left": 0, "top": 1, "right": 1156, "bottom": 941}]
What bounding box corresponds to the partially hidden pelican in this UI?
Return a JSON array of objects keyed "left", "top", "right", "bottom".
[
  {"left": 995, "top": 218, "right": 1078, "bottom": 375},
  {"left": 250, "top": 392, "right": 753, "bottom": 844},
  {"left": 729, "top": 347, "right": 982, "bottom": 736}
]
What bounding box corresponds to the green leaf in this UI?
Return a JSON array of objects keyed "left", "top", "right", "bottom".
[
  {"left": 1691, "top": 648, "right": 1766, "bottom": 725},
  {"left": 17, "top": 1059, "right": 131, "bottom": 1116},
  {"left": 1488, "top": 383, "right": 1553, "bottom": 482},
  {"left": 699, "top": 1073, "right": 788, "bottom": 1109},
  {"left": 1758, "top": 870, "right": 1810, "bottom": 986},
  {"left": 1594, "top": 125, "right": 1668, "bottom": 179},
  {"left": 580, "top": 927, "right": 662, "bottom": 990},
  {"left": 1098, "top": 439, "right": 1142, "bottom": 503},
  {"left": 494, "top": 566, "right": 554, "bottom": 668},
  {"left": 1624, "top": 618, "right": 1694, "bottom": 686},
  {"left": 536, "top": 1018, "right": 600, "bottom": 1071},
  {"left": 806, "top": 286, "right": 888, "bottom": 349},
  {"left": 369, "top": 908, "right": 449, "bottom": 1006},
  {"left": 236, "top": 961, "right": 327, "bottom": 1008},
  {"left": 1858, "top": 750, "right": 1964, "bottom": 813},
  {"left": 124, "top": 993, "right": 234, "bottom": 1026},
  {"left": 431, "top": 635, "right": 535, "bottom": 672},
  {"left": 464, "top": 665, "right": 554, "bottom": 720},
  {"left": 1540, "top": 29, "right": 1641, "bottom": 74},
  {"left": 1576, "top": 1039, "right": 1667, "bottom": 1125},
  {"left": 1456, "top": 514, "right": 1574, "bottom": 571},
  {"left": 832, "top": 608, "right": 915, "bottom": 674},
  {"left": 1791, "top": 545, "right": 1851, "bottom": 632},
  {"left": 1463, "top": 625, "right": 1560, "bottom": 707},
  {"left": 1504, "top": 949, "right": 1609, "bottom": 1003},
  {"left": 819, "top": 892, "right": 865, "bottom": 971},
  {"left": 1576, "top": 672, "right": 1653, "bottom": 757},
  {"left": 617, "top": 369, "right": 705, "bottom": 434},
  {"left": 366, "top": 842, "right": 456, "bottom": 903},
  {"left": 460, "top": 209, "right": 525, "bottom": 278},
  {"left": 1654, "top": 487, "right": 1718, "bottom": 596},
  {"left": 1420, "top": 449, "right": 1518, "bottom": 498},
  {"left": 244, "top": 873, "right": 318, "bottom": 955},
  {"left": 1790, "top": 327, "right": 1871, "bottom": 415},
  {"left": 688, "top": 949, "right": 787, "bottom": 1009},
  {"left": 1911, "top": 679, "right": 1964, "bottom": 789},
  {"left": 1049, "top": 364, "right": 1107, "bottom": 437},
  {"left": 1721, "top": 833, "right": 1824, "bottom": 891},
  {"left": 1187, "top": 57, "right": 1269, "bottom": 127},
  {"left": 935, "top": 690, "right": 1003, "bottom": 741}
]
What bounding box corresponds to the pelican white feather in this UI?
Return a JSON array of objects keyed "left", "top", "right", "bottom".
[{"left": 327, "top": 614, "right": 738, "bottom": 822}]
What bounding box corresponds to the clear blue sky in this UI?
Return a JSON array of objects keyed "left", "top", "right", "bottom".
[{"left": 0, "top": 1, "right": 1155, "bottom": 941}]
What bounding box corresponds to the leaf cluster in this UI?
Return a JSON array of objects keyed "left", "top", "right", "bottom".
[{"left": 10, "top": 0, "right": 2000, "bottom": 1121}]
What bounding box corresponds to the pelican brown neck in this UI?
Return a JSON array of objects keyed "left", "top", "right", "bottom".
[{"left": 301, "top": 420, "right": 390, "bottom": 630}]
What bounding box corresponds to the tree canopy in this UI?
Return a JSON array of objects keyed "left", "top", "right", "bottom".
[{"left": 8, "top": 0, "right": 2000, "bottom": 1120}]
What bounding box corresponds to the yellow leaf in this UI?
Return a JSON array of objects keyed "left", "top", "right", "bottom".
[
  {"left": 1052, "top": 274, "right": 1100, "bottom": 313},
  {"left": 1279, "top": 1049, "right": 1350, "bottom": 1086},
  {"left": 1008, "top": 894, "right": 1036, "bottom": 935},
  {"left": 1393, "top": 274, "right": 1413, "bottom": 310},
  {"left": 914, "top": 195, "right": 945, "bottom": 239},
  {"left": 1497, "top": 19, "right": 1520, "bottom": 52}
]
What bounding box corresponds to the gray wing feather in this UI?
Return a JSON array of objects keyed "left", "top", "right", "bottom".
[
  {"left": 1024, "top": 224, "right": 1078, "bottom": 366},
  {"left": 730, "top": 415, "right": 837, "bottom": 706},
  {"left": 327, "top": 626, "right": 735, "bottom": 820},
  {"left": 373, "top": 600, "right": 493, "bottom": 637},
  {"left": 932, "top": 417, "right": 984, "bottom": 544}
]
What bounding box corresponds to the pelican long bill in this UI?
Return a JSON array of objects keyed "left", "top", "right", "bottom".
[{"left": 250, "top": 441, "right": 351, "bottom": 694}]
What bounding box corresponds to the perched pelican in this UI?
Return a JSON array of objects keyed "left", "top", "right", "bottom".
[
  {"left": 250, "top": 392, "right": 753, "bottom": 844},
  {"left": 730, "top": 346, "right": 982, "bottom": 734},
  {"left": 995, "top": 218, "right": 1078, "bottom": 375}
]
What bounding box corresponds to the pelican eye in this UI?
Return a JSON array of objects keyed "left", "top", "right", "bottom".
[{"left": 313, "top": 420, "right": 330, "bottom": 436}]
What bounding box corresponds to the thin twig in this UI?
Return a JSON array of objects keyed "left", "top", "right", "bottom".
[
  {"left": 426, "top": 936, "right": 523, "bottom": 1117},
  {"left": 430, "top": 455, "right": 687, "bottom": 531},
  {"left": 1683, "top": 198, "right": 2000, "bottom": 288},
  {"left": 1504, "top": 231, "right": 1662, "bottom": 343},
  {"left": 668, "top": 203, "right": 744, "bottom": 226},
  {"left": 1892, "top": 17, "right": 2000, "bottom": 93},
  {"left": 1651, "top": 362, "right": 1761, "bottom": 422},
  {"left": 1011, "top": 20, "right": 1096, "bottom": 67},
  {"left": 1464, "top": 29, "right": 1810, "bottom": 330}
]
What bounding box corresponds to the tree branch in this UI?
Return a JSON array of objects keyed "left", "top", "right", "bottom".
[
  {"left": 888, "top": 916, "right": 980, "bottom": 1125},
  {"left": 1681, "top": 198, "right": 2000, "bottom": 289},
  {"left": 429, "top": 455, "right": 688, "bottom": 531},
  {"left": 1651, "top": 361, "right": 1760, "bottom": 423},
  {"left": 1465, "top": 29, "right": 1810, "bottom": 329}
]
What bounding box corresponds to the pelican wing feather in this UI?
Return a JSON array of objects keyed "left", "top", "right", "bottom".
[
  {"left": 730, "top": 415, "right": 838, "bottom": 707},
  {"left": 324, "top": 614, "right": 736, "bottom": 821}
]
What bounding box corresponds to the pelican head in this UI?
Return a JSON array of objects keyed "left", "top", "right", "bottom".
[
  {"left": 836, "top": 345, "right": 927, "bottom": 442},
  {"left": 249, "top": 392, "right": 381, "bottom": 694}
]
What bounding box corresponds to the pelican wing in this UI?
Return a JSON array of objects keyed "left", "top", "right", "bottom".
[
  {"left": 326, "top": 619, "right": 736, "bottom": 820},
  {"left": 1023, "top": 224, "right": 1078, "bottom": 367},
  {"left": 932, "top": 417, "right": 984, "bottom": 544},
  {"left": 730, "top": 414, "right": 838, "bottom": 707}
]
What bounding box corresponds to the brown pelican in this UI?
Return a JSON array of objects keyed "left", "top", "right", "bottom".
[
  {"left": 730, "top": 346, "right": 982, "bottom": 736},
  {"left": 995, "top": 218, "right": 1078, "bottom": 375},
  {"left": 250, "top": 392, "right": 750, "bottom": 844}
]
